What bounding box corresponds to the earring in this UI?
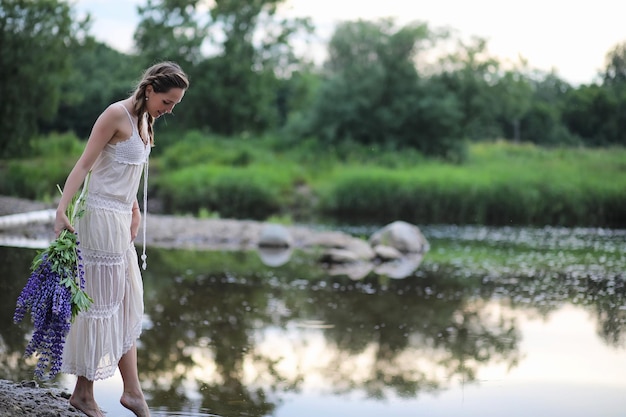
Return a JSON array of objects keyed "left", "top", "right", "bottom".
[{"left": 145, "top": 96, "right": 149, "bottom": 101}]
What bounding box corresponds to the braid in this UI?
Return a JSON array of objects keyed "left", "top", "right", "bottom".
[
  {"left": 131, "top": 80, "right": 155, "bottom": 145},
  {"left": 130, "top": 62, "right": 189, "bottom": 146}
]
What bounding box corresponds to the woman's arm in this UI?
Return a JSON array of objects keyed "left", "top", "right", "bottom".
[
  {"left": 54, "top": 105, "right": 122, "bottom": 236},
  {"left": 130, "top": 200, "right": 141, "bottom": 241}
]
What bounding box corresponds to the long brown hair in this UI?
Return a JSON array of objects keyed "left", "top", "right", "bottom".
[{"left": 131, "top": 61, "right": 189, "bottom": 146}]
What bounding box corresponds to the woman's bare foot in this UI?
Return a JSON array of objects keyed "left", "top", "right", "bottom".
[
  {"left": 70, "top": 395, "right": 105, "bottom": 417},
  {"left": 121, "top": 391, "right": 151, "bottom": 417}
]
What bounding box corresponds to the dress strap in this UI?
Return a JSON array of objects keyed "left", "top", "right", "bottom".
[
  {"left": 117, "top": 103, "right": 149, "bottom": 269},
  {"left": 117, "top": 103, "right": 138, "bottom": 135}
]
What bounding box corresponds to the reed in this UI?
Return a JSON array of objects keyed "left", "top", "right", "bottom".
[
  {"left": 317, "top": 141, "right": 626, "bottom": 227},
  {"left": 155, "top": 164, "right": 294, "bottom": 220}
]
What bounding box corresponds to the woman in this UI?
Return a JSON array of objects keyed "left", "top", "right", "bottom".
[{"left": 54, "top": 61, "right": 189, "bottom": 417}]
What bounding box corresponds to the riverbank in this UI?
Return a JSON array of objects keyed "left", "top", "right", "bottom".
[
  {"left": 0, "top": 196, "right": 273, "bottom": 416},
  {"left": 0, "top": 379, "right": 82, "bottom": 417},
  {"left": 0, "top": 195, "right": 357, "bottom": 251},
  {"left": 0, "top": 195, "right": 426, "bottom": 415},
  {"left": 0, "top": 196, "right": 356, "bottom": 415},
  {"left": 0, "top": 196, "right": 84, "bottom": 415}
]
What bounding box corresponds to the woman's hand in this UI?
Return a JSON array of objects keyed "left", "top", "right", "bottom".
[
  {"left": 54, "top": 210, "right": 74, "bottom": 238},
  {"left": 130, "top": 207, "right": 141, "bottom": 242}
]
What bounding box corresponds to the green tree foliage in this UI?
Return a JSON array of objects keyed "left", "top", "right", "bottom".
[
  {"left": 41, "top": 41, "right": 142, "bottom": 139},
  {"left": 493, "top": 67, "right": 533, "bottom": 142},
  {"left": 432, "top": 37, "right": 502, "bottom": 141},
  {"left": 203, "top": 0, "right": 313, "bottom": 134},
  {"left": 134, "top": 0, "right": 207, "bottom": 68},
  {"left": 546, "top": 40, "right": 626, "bottom": 147},
  {"left": 299, "top": 19, "right": 465, "bottom": 159},
  {"left": 603, "top": 41, "right": 626, "bottom": 86},
  {"left": 4, "top": 0, "right": 626, "bottom": 161},
  {"left": 561, "top": 84, "right": 626, "bottom": 146},
  {"left": 134, "top": 0, "right": 313, "bottom": 135},
  {"left": 519, "top": 72, "right": 578, "bottom": 145},
  {"left": 275, "top": 69, "right": 320, "bottom": 128},
  {"left": 0, "top": 0, "right": 86, "bottom": 156},
  {"left": 133, "top": 0, "right": 209, "bottom": 135}
]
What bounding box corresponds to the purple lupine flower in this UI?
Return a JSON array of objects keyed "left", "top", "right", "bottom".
[
  {"left": 75, "top": 245, "right": 87, "bottom": 291},
  {"left": 14, "top": 176, "right": 92, "bottom": 380},
  {"left": 15, "top": 251, "right": 73, "bottom": 379},
  {"left": 14, "top": 228, "right": 91, "bottom": 380}
]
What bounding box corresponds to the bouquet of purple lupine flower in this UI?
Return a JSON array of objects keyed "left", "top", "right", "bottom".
[{"left": 13, "top": 175, "right": 93, "bottom": 380}]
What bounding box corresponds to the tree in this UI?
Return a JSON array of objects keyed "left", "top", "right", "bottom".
[
  {"left": 308, "top": 19, "right": 422, "bottom": 146},
  {"left": 300, "top": 19, "right": 465, "bottom": 159},
  {"left": 603, "top": 41, "right": 626, "bottom": 86},
  {"left": 0, "top": 0, "right": 86, "bottom": 157},
  {"left": 561, "top": 85, "right": 626, "bottom": 146},
  {"left": 40, "top": 41, "right": 142, "bottom": 139},
  {"left": 133, "top": 0, "right": 313, "bottom": 135},
  {"left": 433, "top": 37, "right": 502, "bottom": 141},
  {"left": 493, "top": 65, "right": 533, "bottom": 142},
  {"left": 134, "top": 0, "right": 207, "bottom": 69},
  {"left": 519, "top": 71, "right": 578, "bottom": 146}
]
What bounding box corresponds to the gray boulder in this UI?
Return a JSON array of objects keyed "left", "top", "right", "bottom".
[
  {"left": 319, "top": 248, "right": 361, "bottom": 264},
  {"left": 369, "top": 221, "right": 429, "bottom": 254},
  {"left": 257, "top": 247, "right": 293, "bottom": 267},
  {"left": 258, "top": 224, "right": 293, "bottom": 248},
  {"left": 374, "top": 253, "right": 424, "bottom": 279},
  {"left": 372, "top": 244, "right": 403, "bottom": 261}
]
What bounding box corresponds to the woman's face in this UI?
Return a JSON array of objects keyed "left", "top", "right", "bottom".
[{"left": 146, "top": 86, "right": 186, "bottom": 119}]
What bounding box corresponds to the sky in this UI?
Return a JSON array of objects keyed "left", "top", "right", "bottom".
[{"left": 73, "top": 0, "right": 626, "bottom": 85}]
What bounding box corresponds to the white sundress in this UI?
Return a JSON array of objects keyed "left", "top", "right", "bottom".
[{"left": 61, "top": 103, "right": 150, "bottom": 381}]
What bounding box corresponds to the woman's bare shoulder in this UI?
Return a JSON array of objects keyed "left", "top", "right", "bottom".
[{"left": 102, "top": 101, "right": 131, "bottom": 120}]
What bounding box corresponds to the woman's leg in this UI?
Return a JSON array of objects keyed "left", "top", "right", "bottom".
[
  {"left": 69, "top": 376, "right": 105, "bottom": 417},
  {"left": 119, "top": 343, "right": 151, "bottom": 417}
]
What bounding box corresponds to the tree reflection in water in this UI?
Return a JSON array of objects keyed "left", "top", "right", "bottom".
[
  {"left": 1, "top": 244, "right": 625, "bottom": 416},
  {"left": 139, "top": 267, "right": 288, "bottom": 416},
  {"left": 136, "top": 248, "right": 523, "bottom": 414}
]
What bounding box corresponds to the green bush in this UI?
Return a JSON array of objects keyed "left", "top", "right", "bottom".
[
  {"left": 0, "top": 159, "right": 74, "bottom": 199},
  {"left": 158, "top": 131, "right": 278, "bottom": 170},
  {"left": 0, "top": 133, "right": 83, "bottom": 199},
  {"left": 29, "top": 132, "right": 84, "bottom": 158},
  {"left": 156, "top": 165, "right": 289, "bottom": 220}
]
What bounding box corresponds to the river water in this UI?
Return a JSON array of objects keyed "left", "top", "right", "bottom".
[{"left": 1, "top": 225, "right": 625, "bottom": 416}]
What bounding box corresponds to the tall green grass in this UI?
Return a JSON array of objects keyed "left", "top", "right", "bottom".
[
  {"left": 317, "top": 141, "right": 626, "bottom": 226},
  {"left": 0, "top": 133, "right": 82, "bottom": 200},
  {"left": 155, "top": 164, "right": 297, "bottom": 219},
  {"left": 2, "top": 134, "right": 625, "bottom": 227}
]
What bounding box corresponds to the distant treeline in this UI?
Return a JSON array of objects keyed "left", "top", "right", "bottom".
[{"left": 2, "top": 0, "right": 626, "bottom": 161}]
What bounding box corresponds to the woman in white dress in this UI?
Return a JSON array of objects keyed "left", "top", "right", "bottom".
[{"left": 54, "top": 61, "right": 189, "bottom": 417}]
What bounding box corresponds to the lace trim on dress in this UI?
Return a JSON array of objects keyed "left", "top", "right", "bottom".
[
  {"left": 115, "top": 138, "right": 149, "bottom": 166},
  {"left": 115, "top": 104, "right": 150, "bottom": 166},
  {"left": 83, "top": 301, "right": 121, "bottom": 320},
  {"left": 87, "top": 194, "right": 133, "bottom": 213},
  {"left": 81, "top": 249, "right": 125, "bottom": 266}
]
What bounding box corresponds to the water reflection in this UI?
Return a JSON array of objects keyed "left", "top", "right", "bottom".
[
  {"left": 0, "top": 247, "right": 42, "bottom": 382},
  {"left": 257, "top": 247, "right": 293, "bottom": 267},
  {"left": 140, "top": 263, "right": 289, "bottom": 416},
  {"left": 1, "top": 225, "right": 625, "bottom": 416}
]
